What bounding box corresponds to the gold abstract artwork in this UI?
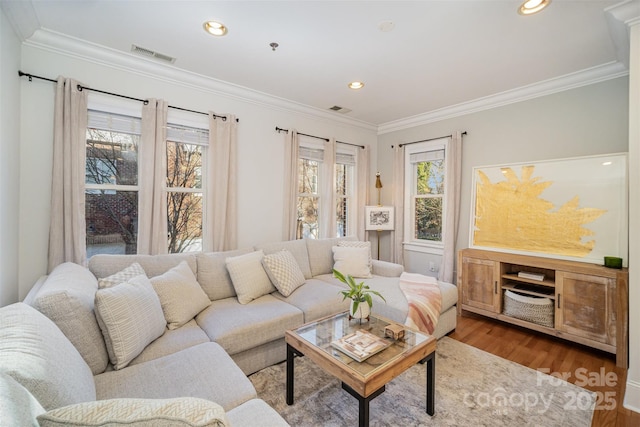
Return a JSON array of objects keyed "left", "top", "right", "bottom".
[{"left": 473, "top": 165, "right": 606, "bottom": 257}]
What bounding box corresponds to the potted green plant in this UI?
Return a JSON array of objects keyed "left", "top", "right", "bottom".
[{"left": 333, "top": 269, "right": 386, "bottom": 321}]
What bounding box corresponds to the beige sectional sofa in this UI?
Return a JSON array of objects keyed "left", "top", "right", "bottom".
[{"left": 0, "top": 236, "right": 457, "bottom": 425}]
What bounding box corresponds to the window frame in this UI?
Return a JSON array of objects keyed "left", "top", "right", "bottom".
[
  {"left": 336, "top": 145, "right": 357, "bottom": 238},
  {"left": 403, "top": 138, "right": 448, "bottom": 255}
]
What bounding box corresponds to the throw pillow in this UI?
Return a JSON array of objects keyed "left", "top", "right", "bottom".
[
  {"left": 37, "top": 397, "right": 229, "bottom": 427},
  {"left": 150, "top": 261, "right": 211, "bottom": 330},
  {"left": 332, "top": 246, "right": 373, "bottom": 278},
  {"left": 98, "top": 262, "right": 147, "bottom": 289},
  {"left": 225, "top": 250, "right": 276, "bottom": 304},
  {"left": 262, "top": 250, "right": 306, "bottom": 297},
  {"left": 338, "top": 240, "right": 373, "bottom": 270},
  {"left": 94, "top": 275, "right": 166, "bottom": 370}
]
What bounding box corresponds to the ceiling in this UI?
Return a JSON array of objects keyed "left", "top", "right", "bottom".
[{"left": 2, "top": 0, "right": 630, "bottom": 126}]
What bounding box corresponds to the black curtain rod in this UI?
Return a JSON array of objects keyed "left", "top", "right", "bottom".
[
  {"left": 275, "top": 126, "right": 365, "bottom": 149},
  {"left": 391, "top": 131, "right": 467, "bottom": 148},
  {"left": 18, "top": 71, "right": 239, "bottom": 123}
]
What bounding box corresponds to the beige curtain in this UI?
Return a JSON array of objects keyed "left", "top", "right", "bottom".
[
  {"left": 137, "top": 99, "right": 168, "bottom": 254},
  {"left": 207, "top": 114, "right": 238, "bottom": 251},
  {"left": 439, "top": 131, "right": 463, "bottom": 283},
  {"left": 390, "top": 145, "right": 405, "bottom": 265},
  {"left": 48, "top": 77, "right": 88, "bottom": 272},
  {"left": 356, "top": 146, "right": 370, "bottom": 241},
  {"left": 282, "top": 130, "right": 299, "bottom": 240},
  {"left": 319, "top": 138, "right": 336, "bottom": 238}
]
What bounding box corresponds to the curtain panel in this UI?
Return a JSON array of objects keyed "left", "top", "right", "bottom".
[
  {"left": 137, "top": 99, "right": 168, "bottom": 255},
  {"left": 390, "top": 145, "right": 405, "bottom": 265},
  {"left": 319, "top": 138, "right": 337, "bottom": 239},
  {"left": 356, "top": 146, "right": 370, "bottom": 241},
  {"left": 48, "top": 77, "right": 89, "bottom": 272},
  {"left": 282, "top": 130, "right": 299, "bottom": 240},
  {"left": 208, "top": 113, "right": 238, "bottom": 251},
  {"left": 439, "top": 131, "right": 463, "bottom": 283}
]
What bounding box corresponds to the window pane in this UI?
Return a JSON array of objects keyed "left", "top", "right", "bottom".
[
  {"left": 86, "top": 190, "right": 138, "bottom": 257},
  {"left": 167, "top": 192, "right": 202, "bottom": 253},
  {"left": 167, "top": 141, "right": 202, "bottom": 189},
  {"left": 336, "top": 164, "right": 347, "bottom": 196},
  {"left": 297, "top": 196, "right": 318, "bottom": 239},
  {"left": 298, "top": 159, "right": 319, "bottom": 194},
  {"left": 416, "top": 160, "right": 444, "bottom": 195},
  {"left": 415, "top": 197, "right": 442, "bottom": 241},
  {"left": 86, "top": 129, "right": 139, "bottom": 186},
  {"left": 336, "top": 197, "right": 348, "bottom": 237}
]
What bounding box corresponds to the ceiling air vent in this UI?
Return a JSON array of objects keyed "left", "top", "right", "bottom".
[
  {"left": 131, "top": 44, "right": 176, "bottom": 64},
  {"left": 328, "top": 105, "right": 352, "bottom": 114}
]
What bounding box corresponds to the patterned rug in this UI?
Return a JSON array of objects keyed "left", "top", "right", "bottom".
[{"left": 249, "top": 337, "right": 595, "bottom": 426}]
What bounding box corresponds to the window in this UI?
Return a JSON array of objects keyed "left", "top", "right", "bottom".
[
  {"left": 336, "top": 151, "right": 356, "bottom": 238},
  {"left": 297, "top": 145, "right": 321, "bottom": 239},
  {"left": 85, "top": 109, "right": 141, "bottom": 257},
  {"left": 404, "top": 139, "right": 447, "bottom": 253},
  {"left": 165, "top": 122, "right": 208, "bottom": 253}
]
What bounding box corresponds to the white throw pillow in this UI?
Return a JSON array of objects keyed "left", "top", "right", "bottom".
[
  {"left": 262, "top": 250, "right": 306, "bottom": 297},
  {"left": 150, "top": 261, "right": 211, "bottom": 330},
  {"left": 332, "top": 246, "right": 373, "bottom": 278},
  {"left": 95, "top": 275, "right": 166, "bottom": 370},
  {"left": 225, "top": 250, "right": 276, "bottom": 304},
  {"left": 98, "top": 263, "right": 146, "bottom": 289},
  {"left": 37, "top": 397, "right": 229, "bottom": 427},
  {"left": 338, "top": 240, "right": 372, "bottom": 270}
]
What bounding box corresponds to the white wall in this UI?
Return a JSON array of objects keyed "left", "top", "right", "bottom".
[
  {"left": 376, "top": 77, "right": 629, "bottom": 276},
  {"left": 17, "top": 42, "right": 378, "bottom": 299},
  {"left": 0, "top": 8, "right": 22, "bottom": 305}
]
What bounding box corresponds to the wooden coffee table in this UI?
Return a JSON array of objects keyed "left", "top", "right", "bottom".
[{"left": 285, "top": 312, "right": 436, "bottom": 427}]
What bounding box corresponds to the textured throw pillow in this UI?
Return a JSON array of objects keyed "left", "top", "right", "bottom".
[
  {"left": 262, "top": 250, "right": 306, "bottom": 297},
  {"left": 98, "top": 263, "right": 147, "bottom": 289},
  {"left": 37, "top": 397, "right": 229, "bottom": 427},
  {"left": 332, "top": 246, "right": 373, "bottom": 278},
  {"left": 225, "top": 250, "right": 276, "bottom": 304},
  {"left": 150, "top": 261, "right": 211, "bottom": 330},
  {"left": 338, "top": 240, "right": 372, "bottom": 271},
  {"left": 95, "top": 275, "right": 166, "bottom": 370}
]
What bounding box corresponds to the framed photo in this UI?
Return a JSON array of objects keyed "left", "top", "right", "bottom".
[
  {"left": 365, "top": 206, "right": 395, "bottom": 231},
  {"left": 469, "top": 153, "right": 628, "bottom": 266}
]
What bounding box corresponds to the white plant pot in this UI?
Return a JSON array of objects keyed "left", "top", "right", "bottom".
[{"left": 350, "top": 300, "right": 371, "bottom": 321}]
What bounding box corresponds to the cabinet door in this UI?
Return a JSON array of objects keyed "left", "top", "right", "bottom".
[
  {"left": 461, "top": 257, "right": 500, "bottom": 313},
  {"left": 556, "top": 271, "right": 616, "bottom": 346}
]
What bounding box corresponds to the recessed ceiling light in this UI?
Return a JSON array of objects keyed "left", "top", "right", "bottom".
[
  {"left": 348, "top": 81, "right": 365, "bottom": 90},
  {"left": 203, "top": 21, "right": 228, "bottom": 36},
  {"left": 518, "top": 0, "right": 551, "bottom": 15}
]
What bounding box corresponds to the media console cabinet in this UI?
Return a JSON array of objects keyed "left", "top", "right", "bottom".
[{"left": 457, "top": 248, "right": 629, "bottom": 368}]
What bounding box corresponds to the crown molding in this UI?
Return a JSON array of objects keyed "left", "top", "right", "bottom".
[
  {"left": 377, "top": 61, "right": 629, "bottom": 135},
  {"left": 23, "top": 29, "right": 378, "bottom": 132},
  {"left": 0, "top": 0, "right": 39, "bottom": 41},
  {"left": 605, "top": 0, "right": 640, "bottom": 26}
]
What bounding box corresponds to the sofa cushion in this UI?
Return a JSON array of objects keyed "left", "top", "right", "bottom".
[
  {"left": 306, "top": 236, "right": 356, "bottom": 277},
  {"left": 225, "top": 250, "right": 276, "bottom": 304},
  {"left": 196, "top": 295, "right": 303, "bottom": 355},
  {"left": 196, "top": 248, "right": 254, "bottom": 301},
  {"left": 129, "top": 320, "right": 210, "bottom": 367},
  {"left": 226, "top": 399, "right": 290, "bottom": 427},
  {"left": 150, "top": 261, "right": 211, "bottom": 329},
  {"left": 271, "top": 278, "right": 350, "bottom": 322},
  {"left": 95, "top": 275, "right": 166, "bottom": 370},
  {"left": 30, "top": 262, "right": 109, "bottom": 375},
  {"left": 254, "top": 239, "right": 312, "bottom": 279},
  {"left": 338, "top": 240, "right": 372, "bottom": 270},
  {"left": 98, "top": 262, "right": 146, "bottom": 289},
  {"left": 262, "top": 250, "right": 306, "bottom": 297},
  {"left": 89, "top": 253, "right": 197, "bottom": 280},
  {"left": 332, "top": 245, "right": 373, "bottom": 278},
  {"left": 94, "top": 342, "right": 257, "bottom": 412},
  {"left": 37, "top": 397, "right": 229, "bottom": 427},
  {"left": 0, "top": 303, "right": 96, "bottom": 410},
  {"left": 0, "top": 371, "right": 45, "bottom": 426}
]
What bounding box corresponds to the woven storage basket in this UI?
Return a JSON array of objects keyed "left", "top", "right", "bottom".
[{"left": 503, "top": 290, "right": 554, "bottom": 328}]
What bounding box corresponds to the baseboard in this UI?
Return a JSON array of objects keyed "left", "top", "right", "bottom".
[{"left": 624, "top": 378, "right": 640, "bottom": 413}]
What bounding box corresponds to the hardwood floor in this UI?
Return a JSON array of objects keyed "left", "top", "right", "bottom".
[{"left": 449, "top": 312, "right": 640, "bottom": 427}]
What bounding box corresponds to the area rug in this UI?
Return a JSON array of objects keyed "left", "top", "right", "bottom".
[{"left": 249, "top": 337, "right": 595, "bottom": 426}]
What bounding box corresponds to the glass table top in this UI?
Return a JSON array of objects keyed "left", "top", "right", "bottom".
[{"left": 290, "top": 312, "right": 433, "bottom": 378}]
